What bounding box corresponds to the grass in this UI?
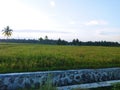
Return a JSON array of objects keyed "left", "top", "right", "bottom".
[
  {"left": 112, "top": 82, "right": 120, "bottom": 90},
  {"left": 0, "top": 43, "right": 120, "bottom": 73}
]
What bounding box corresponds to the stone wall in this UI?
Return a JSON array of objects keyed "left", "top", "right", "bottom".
[{"left": 0, "top": 68, "right": 120, "bottom": 90}]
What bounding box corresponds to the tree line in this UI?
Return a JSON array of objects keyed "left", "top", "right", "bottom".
[
  {"left": 0, "top": 26, "right": 120, "bottom": 46},
  {"left": 56, "top": 38, "right": 120, "bottom": 46},
  {"left": 0, "top": 38, "right": 119, "bottom": 47}
]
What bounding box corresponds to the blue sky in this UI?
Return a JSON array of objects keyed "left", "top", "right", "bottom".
[{"left": 0, "top": 0, "right": 120, "bottom": 42}]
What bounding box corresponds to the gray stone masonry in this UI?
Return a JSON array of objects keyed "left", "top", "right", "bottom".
[{"left": 0, "top": 68, "right": 120, "bottom": 90}]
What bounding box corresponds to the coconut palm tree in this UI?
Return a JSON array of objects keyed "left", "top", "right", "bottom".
[{"left": 2, "top": 26, "right": 13, "bottom": 39}]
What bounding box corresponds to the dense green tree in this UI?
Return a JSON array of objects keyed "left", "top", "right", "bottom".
[
  {"left": 57, "top": 38, "right": 62, "bottom": 45},
  {"left": 72, "top": 39, "right": 79, "bottom": 45},
  {"left": 76, "top": 39, "right": 79, "bottom": 45},
  {"left": 39, "top": 37, "right": 43, "bottom": 41},
  {"left": 72, "top": 39, "right": 76, "bottom": 45}
]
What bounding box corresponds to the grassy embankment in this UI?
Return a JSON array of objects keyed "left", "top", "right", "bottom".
[{"left": 0, "top": 43, "right": 120, "bottom": 73}]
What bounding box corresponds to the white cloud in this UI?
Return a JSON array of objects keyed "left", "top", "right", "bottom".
[
  {"left": 93, "top": 28, "right": 120, "bottom": 42},
  {"left": 69, "top": 21, "right": 76, "bottom": 25},
  {"left": 96, "top": 28, "right": 120, "bottom": 36},
  {"left": 0, "top": 0, "right": 56, "bottom": 30},
  {"left": 84, "top": 20, "right": 108, "bottom": 26},
  {"left": 50, "top": 1, "right": 55, "bottom": 7}
]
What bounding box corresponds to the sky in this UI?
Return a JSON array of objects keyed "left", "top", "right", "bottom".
[{"left": 0, "top": 0, "right": 120, "bottom": 42}]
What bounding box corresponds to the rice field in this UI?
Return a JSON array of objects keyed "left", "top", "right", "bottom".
[{"left": 0, "top": 43, "right": 120, "bottom": 73}]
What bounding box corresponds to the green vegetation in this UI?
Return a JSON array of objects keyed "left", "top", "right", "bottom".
[
  {"left": 112, "top": 82, "right": 120, "bottom": 90},
  {"left": 0, "top": 43, "right": 120, "bottom": 73}
]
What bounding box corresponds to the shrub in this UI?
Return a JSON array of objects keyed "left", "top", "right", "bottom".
[{"left": 112, "top": 82, "right": 120, "bottom": 90}]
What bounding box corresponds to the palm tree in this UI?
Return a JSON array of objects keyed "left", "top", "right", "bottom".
[
  {"left": 45, "top": 35, "right": 48, "bottom": 40},
  {"left": 2, "top": 26, "right": 13, "bottom": 39}
]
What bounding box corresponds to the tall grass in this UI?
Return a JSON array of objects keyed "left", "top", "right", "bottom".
[{"left": 0, "top": 43, "right": 120, "bottom": 73}]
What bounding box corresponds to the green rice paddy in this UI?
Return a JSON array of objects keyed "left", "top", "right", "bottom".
[{"left": 0, "top": 43, "right": 120, "bottom": 73}]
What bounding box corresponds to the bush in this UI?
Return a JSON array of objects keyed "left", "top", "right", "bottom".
[{"left": 112, "top": 83, "right": 120, "bottom": 90}]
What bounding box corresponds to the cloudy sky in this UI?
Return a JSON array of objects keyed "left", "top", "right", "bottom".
[{"left": 0, "top": 0, "right": 120, "bottom": 42}]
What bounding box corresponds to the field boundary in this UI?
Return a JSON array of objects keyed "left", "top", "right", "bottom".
[{"left": 0, "top": 68, "right": 120, "bottom": 90}]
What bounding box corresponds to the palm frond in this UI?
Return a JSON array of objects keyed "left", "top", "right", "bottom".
[{"left": 2, "top": 26, "right": 13, "bottom": 39}]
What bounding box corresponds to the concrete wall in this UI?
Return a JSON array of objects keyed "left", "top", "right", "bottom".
[
  {"left": 0, "top": 68, "right": 120, "bottom": 90},
  {"left": 57, "top": 80, "right": 120, "bottom": 90}
]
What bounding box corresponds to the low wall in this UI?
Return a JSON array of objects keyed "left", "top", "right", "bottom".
[
  {"left": 0, "top": 68, "right": 120, "bottom": 90},
  {"left": 57, "top": 80, "right": 120, "bottom": 90}
]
